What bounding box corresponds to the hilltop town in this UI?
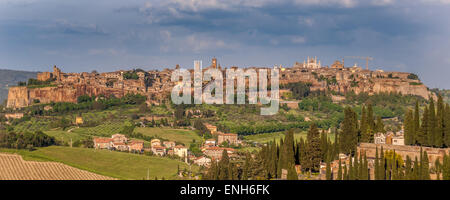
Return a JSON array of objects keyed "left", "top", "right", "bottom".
[
  {"left": 1, "top": 57, "right": 448, "bottom": 181},
  {"left": 6, "top": 57, "right": 433, "bottom": 109}
]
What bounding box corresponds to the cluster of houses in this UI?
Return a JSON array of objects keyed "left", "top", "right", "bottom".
[
  {"left": 92, "top": 124, "right": 242, "bottom": 168},
  {"left": 93, "top": 134, "right": 144, "bottom": 152},
  {"left": 374, "top": 130, "right": 405, "bottom": 146}
]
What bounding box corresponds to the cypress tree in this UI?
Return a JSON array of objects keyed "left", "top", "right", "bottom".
[
  {"left": 360, "top": 105, "right": 368, "bottom": 142},
  {"left": 443, "top": 153, "right": 450, "bottom": 180},
  {"left": 418, "top": 107, "right": 429, "bottom": 146},
  {"left": 414, "top": 101, "right": 420, "bottom": 145},
  {"left": 269, "top": 141, "right": 278, "bottom": 178},
  {"left": 444, "top": 104, "right": 450, "bottom": 147},
  {"left": 422, "top": 150, "right": 430, "bottom": 180},
  {"left": 343, "top": 164, "right": 348, "bottom": 180},
  {"left": 404, "top": 110, "right": 414, "bottom": 145},
  {"left": 375, "top": 147, "right": 380, "bottom": 180},
  {"left": 218, "top": 150, "right": 231, "bottom": 180},
  {"left": 428, "top": 98, "right": 436, "bottom": 147},
  {"left": 242, "top": 153, "right": 250, "bottom": 180},
  {"left": 354, "top": 153, "right": 359, "bottom": 180},
  {"left": 405, "top": 156, "right": 412, "bottom": 180},
  {"left": 363, "top": 153, "right": 369, "bottom": 180},
  {"left": 380, "top": 147, "right": 386, "bottom": 180},
  {"left": 338, "top": 159, "right": 343, "bottom": 180},
  {"left": 367, "top": 103, "right": 375, "bottom": 131},
  {"left": 375, "top": 116, "right": 385, "bottom": 134},
  {"left": 413, "top": 156, "right": 419, "bottom": 180},
  {"left": 326, "top": 159, "right": 332, "bottom": 180},
  {"left": 435, "top": 159, "right": 441, "bottom": 180},
  {"left": 305, "top": 123, "right": 321, "bottom": 172},
  {"left": 340, "top": 107, "right": 358, "bottom": 155},
  {"left": 436, "top": 94, "right": 444, "bottom": 147}
]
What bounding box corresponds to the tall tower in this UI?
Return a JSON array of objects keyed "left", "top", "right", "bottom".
[{"left": 212, "top": 58, "right": 217, "bottom": 69}]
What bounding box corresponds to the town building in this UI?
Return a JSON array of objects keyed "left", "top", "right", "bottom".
[
  {"left": 111, "top": 134, "right": 127, "bottom": 143},
  {"left": 151, "top": 139, "right": 161, "bottom": 147},
  {"left": 194, "top": 156, "right": 211, "bottom": 167},
  {"left": 151, "top": 146, "right": 166, "bottom": 156},
  {"left": 204, "top": 139, "right": 216, "bottom": 147},
  {"left": 217, "top": 133, "right": 239, "bottom": 146},
  {"left": 174, "top": 145, "right": 188, "bottom": 158},
  {"left": 202, "top": 147, "right": 235, "bottom": 160},
  {"left": 93, "top": 138, "right": 113, "bottom": 149},
  {"left": 163, "top": 141, "right": 176, "bottom": 149}
]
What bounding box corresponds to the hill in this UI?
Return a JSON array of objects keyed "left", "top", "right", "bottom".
[
  {"left": 0, "top": 69, "right": 38, "bottom": 103},
  {"left": 0, "top": 153, "right": 115, "bottom": 180},
  {"left": 0, "top": 146, "right": 197, "bottom": 180}
]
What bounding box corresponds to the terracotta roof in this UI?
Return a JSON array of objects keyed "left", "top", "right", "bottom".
[
  {"left": 113, "top": 142, "right": 126, "bottom": 146},
  {"left": 129, "top": 140, "right": 144, "bottom": 145},
  {"left": 174, "top": 145, "right": 186, "bottom": 149},
  {"left": 94, "top": 138, "right": 113, "bottom": 143}
]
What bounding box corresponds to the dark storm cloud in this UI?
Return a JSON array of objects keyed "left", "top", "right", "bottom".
[{"left": 1, "top": 0, "right": 450, "bottom": 88}]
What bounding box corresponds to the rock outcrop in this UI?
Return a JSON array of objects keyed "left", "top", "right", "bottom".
[{"left": 6, "top": 58, "right": 435, "bottom": 109}]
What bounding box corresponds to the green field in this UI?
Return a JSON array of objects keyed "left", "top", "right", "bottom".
[
  {"left": 244, "top": 131, "right": 336, "bottom": 145},
  {"left": 134, "top": 127, "right": 202, "bottom": 145},
  {"left": 44, "top": 130, "right": 89, "bottom": 144},
  {"left": 0, "top": 146, "right": 196, "bottom": 180}
]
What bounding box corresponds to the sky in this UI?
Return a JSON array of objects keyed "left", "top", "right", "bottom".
[{"left": 1, "top": 0, "right": 450, "bottom": 89}]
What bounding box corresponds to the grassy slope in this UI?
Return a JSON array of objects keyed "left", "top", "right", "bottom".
[
  {"left": 135, "top": 127, "right": 202, "bottom": 145},
  {"left": 244, "top": 130, "right": 336, "bottom": 145},
  {"left": 0, "top": 146, "right": 196, "bottom": 180}
]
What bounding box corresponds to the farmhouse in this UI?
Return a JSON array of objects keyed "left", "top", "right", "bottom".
[
  {"left": 94, "top": 138, "right": 113, "bottom": 149},
  {"left": 194, "top": 156, "right": 211, "bottom": 167},
  {"left": 202, "top": 147, "right": 235, "bottom": 160},
  {"left": 128, "top": 140, "right": 144, "bottom": 152},
  {"left": 163, "top": 141, "right": 176, "bottom": 149},
  {"left": 217, "top": 133, "right": 239, "bottom": 146},
  {"left": 174, "top": 145, "right": 188, "bottom": 158},
  {"left": 112, "top": 134, "right": 128, "bottom": 143},
  {"left": 151, "top": 139, "right": 161, "bottom": 147},
  {"left": 152, "top": 146, "right": 166, "bottom": 156}
]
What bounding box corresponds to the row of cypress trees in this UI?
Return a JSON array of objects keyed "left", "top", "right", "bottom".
[{"left": 404, "top": 95, "right": 450, "bottom": 147}]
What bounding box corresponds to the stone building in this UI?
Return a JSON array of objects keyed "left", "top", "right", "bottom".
[
  {"left": 357, "top": 143, "right": 450, "bottom": 167},
  {"left": 217, "top": 133, "right": 239, "bottom": 146}
]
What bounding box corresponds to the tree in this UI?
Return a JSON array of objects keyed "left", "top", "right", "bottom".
[
  {"left": 375, "top": 116, "right": 385, "bottom": 134},
  {"left": 360, "top": 105, "right": 369, "bottom": 142},
  {"left": 445, "top": 104, "right": 450, "bottom": 147},
  {"left": 428, "top": 97, "right": 436, "bottom": 147},
  {"left": 413, "top": 101, "right": 420, "bottom": 145},
  {"left": 305, "top": 123, "right": 322, "bottom": 172},
  {"left": 404, "top": 110, "right": 415, "bottom": 145},
  {"left": 339, "top": 107, "right": 358, "bottom": 155},
  {"left": 418, "top": 107, "right": 429, "bottom": 146},
  {"left": 337, "top": 159, "right": 343, "bottom": 180},
  {"left": 421, "top": 150, "right": 430, "bottom": 180},
  {"left": 326, "top": 159, "right": 332, "bottom": 180},
  {"left": 436, "top": 94, "right": 444, "bottom": 147},
  {"left": 375, "top": 147, "right": 380, "bottom": 180}
]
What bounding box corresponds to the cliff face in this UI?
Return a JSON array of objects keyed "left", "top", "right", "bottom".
[
  {"left": 7, "top": 84, "right": 129, "bottom": 108},
  {"left": 372, "top": 80, "right": 430, "bottom": 98}
]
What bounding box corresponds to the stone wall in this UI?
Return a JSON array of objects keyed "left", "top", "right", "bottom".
[{"left": 357, "top": 143, "right": 450, "bottom": 166}]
